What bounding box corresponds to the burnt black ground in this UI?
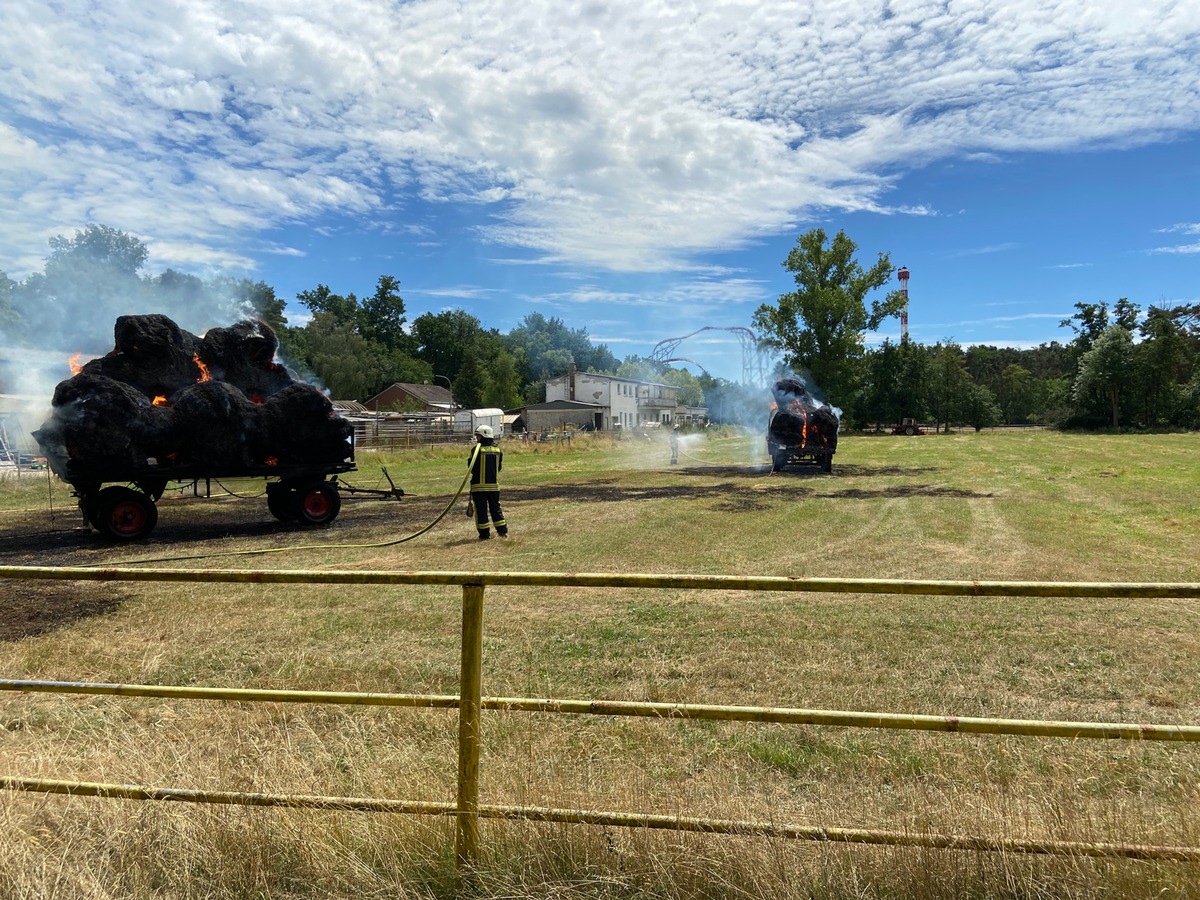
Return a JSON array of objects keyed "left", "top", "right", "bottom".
[{"left": 0, "top": 463, "right": 989, "bottom": 640}]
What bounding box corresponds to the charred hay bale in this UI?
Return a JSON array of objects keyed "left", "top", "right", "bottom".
[
  {"left": 82, "top": 313, "right": 204, "bottom": 399},
  {"left": 771, "top": 378, "right": 809, "bottom": 406},
  {"left": 33, "top": 374, "right": 173, "bottom": 480},
  {"left": 199, "top": 320, "right": 295, "bottom": 401},
  {"left": 112, "top": 313, "right": 200, "bottom": 357},
  {"left": 170, "top": 381, "right": 268, "bottom": 469},
  {"left": 810, "top": 406, "right": 840, "bottom": 449},
  {"left": 261, "top": 383, "right": 353, "bottom": 464}
]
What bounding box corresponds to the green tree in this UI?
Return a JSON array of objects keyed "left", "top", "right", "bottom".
[
  {"left": 1059, "top": 299, "right": 1141, "bottom": 366},
  {"left": 374, "top": 350, "right": 433, "bottom": 396},
  {"left": 453, "top": 351, "right": 489, "bottom": 409},
  {"left": 482, "top": 348, "right": 523, "bottom": 410},
  {"left": 1133, "top": 305, "right": 1189, "bottom": 427},
  {"left": 752, "top": 229, "right": 905, "bottom": 422},
  {"left": 47, "top": 223, "right": 148, "bottom": 274},
  {"left": 861, "top": 339, "right": 930, "bottom": 426},
  {"left": 507, "top": 312, "right": 619, "bottom": 384},
  {"left": 660, "top": 368, "right": 705, "bottom": 408},
  {"left": 360, "top": 275, "right": 412, "bottom": 353},
  {"left": 961, "top": 381, "right": 1002, "bottom": 431},
  {"left": 995, "top": 364, "right": 1035, "bottom": 424},
  {"left": 1073, "top": 326, "right": 1135, "bottom": 429},
  {"left": 303, "top": 312, "right": 379, "bottom": 400},
  {"left": 926, "top": 341, "right": 972, "bottom": 431},
  {"left": 14, "top": 224, "right": 150, "bottom": 347},
  {"left": 411, "top": 310, "right": 487, "bottom": 381},
  {"left": 296, "top": 284, "right": 360, "bottom": 324},
  {"left": 615, "top": 355, "right": 662, "bottom": 383}
]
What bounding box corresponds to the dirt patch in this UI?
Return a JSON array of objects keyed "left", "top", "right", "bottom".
[{"left": 0, "top": 580, "right": 127, "bottom": 641}]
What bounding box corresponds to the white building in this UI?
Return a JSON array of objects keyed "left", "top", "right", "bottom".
[{"left": 544, "top": 366, "right": 680, "bottom": 431}]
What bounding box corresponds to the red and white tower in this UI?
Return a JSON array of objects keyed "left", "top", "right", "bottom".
[{"left": 897, "top": 266, "right": 910, "bottom": 343}]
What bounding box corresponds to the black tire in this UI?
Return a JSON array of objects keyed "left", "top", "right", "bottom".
[
  {"left": 266, "top": 483, "right": 297, "bottom": 522},
  {"left": 821, "top": 454, "right": 833, "bottom": 473},
  {"left": 904, "top": 425, "right": 916, "bottom": 436},
  {"left": 772, "top": 451, "right": 788, "bottom": 472},
  {"left": 93, "top": 486, "right": 158, "bottom": 541},
  {"left": 294, "top": 482, "right": 341, "bottom": 525}
]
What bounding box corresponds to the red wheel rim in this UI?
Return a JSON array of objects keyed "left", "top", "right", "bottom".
[
  {"left": 109, "top": 500, "right": 147, "bottom": 536},
  {"left": 301, "top": 489, "right": 331, "bottom": 519}
]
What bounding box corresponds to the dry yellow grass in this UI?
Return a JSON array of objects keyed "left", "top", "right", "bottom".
[{"left": 2, "top": 429, "right": 1199, "bottom": 898}]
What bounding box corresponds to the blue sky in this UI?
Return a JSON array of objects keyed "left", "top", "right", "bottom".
[{"left": 2, "top": 0, "right": 1198, "bottom": 383}]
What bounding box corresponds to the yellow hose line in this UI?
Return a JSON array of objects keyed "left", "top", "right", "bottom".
[
  {"left": 106, "top": 444, "right": 482, "bottom": 567},
  {"left": 3, "top": 679, "right": 1198, "bottom": 742},
  {"left": 3, "top": 777, "right": 1197, "bottom": 861},
  {"left": 2, "top": 565, "right": 1199, "bottom": 598}
]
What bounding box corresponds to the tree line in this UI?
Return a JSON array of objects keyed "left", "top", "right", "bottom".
[
  {"left": 750, "top": 229, "right": 1200, "bottom": 431},
  {"left": 2, "top": 224, "right": 1197, "bottom": 431}
]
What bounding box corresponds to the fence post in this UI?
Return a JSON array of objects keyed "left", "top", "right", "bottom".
[{"left": 455, "top": 583, "right": 485, "bottom": 870}]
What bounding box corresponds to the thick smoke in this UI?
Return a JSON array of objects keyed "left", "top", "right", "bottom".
[{"left": 0, "top": 244, "right": 273, "bottom": 451}]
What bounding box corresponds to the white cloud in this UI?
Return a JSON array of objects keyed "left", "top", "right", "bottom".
[
  {"left": 1149, "top": 242, "right": 1200, "bottom": 255},
  {"left": 1150, "top": 223, "right": 1200, "bottom": 253},
  {"left": 944, "top": 242, "right": 1021, "bottom": 258},
  {"left": 1, "top": 0, "right": 1198, "bottom": 278}
]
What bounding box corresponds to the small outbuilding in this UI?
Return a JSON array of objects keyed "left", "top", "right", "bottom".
[{"left": 517, "top": 399, "right": 604, "bottom": 435}]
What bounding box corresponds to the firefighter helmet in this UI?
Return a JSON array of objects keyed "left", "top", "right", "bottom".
[{"left": 475, "top": 424, "right": 494, "bottom": 438}]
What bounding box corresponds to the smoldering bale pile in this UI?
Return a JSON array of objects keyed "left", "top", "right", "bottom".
[
  {"left": 34, "top": 314, "right": 352, "bottom": 481},
  {"left": 768, "top": 378, "right": 839, "bottom": 450}
]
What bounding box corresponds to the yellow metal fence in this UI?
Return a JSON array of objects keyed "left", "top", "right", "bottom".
[{"left": 4, "top": 565, "right": 1200, "bottom": 869}]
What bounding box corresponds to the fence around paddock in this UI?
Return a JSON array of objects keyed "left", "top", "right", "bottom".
[{"left": 3, "top": 565, "right": 1200, "bottom": 869}]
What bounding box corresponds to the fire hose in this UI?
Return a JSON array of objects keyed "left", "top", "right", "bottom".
[{"left": 99, "top": 444, "right": 482, "bottom": 567}]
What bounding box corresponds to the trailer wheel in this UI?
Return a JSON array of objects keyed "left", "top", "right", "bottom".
[
  {"left": 821, "top": 453, "right": 833, "bottom": 473},
  {"left": 94, "top": 486, "right": 158, "bottom": 541},
  {"left": 294, "top": 482, "right": 341, "bottom": 525},
  {"left": 266, "top": 483, "right": 297, "bottom": 521}
]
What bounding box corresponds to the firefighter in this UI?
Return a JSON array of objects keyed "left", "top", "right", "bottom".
[
  {"left": 468, "top": 425, "right": 507, "bottom": 540},
  {"left": 669, "top": 424, "right": 680, "bottom": 465}
]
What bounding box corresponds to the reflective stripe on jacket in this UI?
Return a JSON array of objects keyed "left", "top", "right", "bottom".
[{"left": 469, "top": 442, "right": 503, "bottom": 491}]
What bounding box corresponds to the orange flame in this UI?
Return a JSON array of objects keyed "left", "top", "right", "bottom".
[
  {"left": 69, "top": 353, "right": 84, "bottom": 375},
  {"left": 264, "top": 456, "right": 278, "bottom": 466},
  {"left": 193, "top": 353, "right": 212, "bottom": 382},
  {"left": 152, "top": 395, "right": 169, "bottom": 407},
  {"left": 782, "top": 400, "right": 811, "bottom": 446},
  {"left": 250, "top": 391, "right": 264, "bottom": 404}
]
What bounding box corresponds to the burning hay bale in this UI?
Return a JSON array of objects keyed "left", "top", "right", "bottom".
[
  {"left": 36, "top": 373, "right": 174, "bottom": 474},
  {"left": 199, "top": 320, "right": 297, "bottom": 401},
  {"left": 34, "top": 314, "right": 352, "bottom": 483},
  {"left": 78, "top": 313, "right": 204, "bottom": 399},
  {"left": 767, "top": 377, "right": 839, "bottom": 473}
]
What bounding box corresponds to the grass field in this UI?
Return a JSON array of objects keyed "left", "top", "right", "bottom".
[{"left": 2, "top": 428, "right": 1200, "bottom": 898}]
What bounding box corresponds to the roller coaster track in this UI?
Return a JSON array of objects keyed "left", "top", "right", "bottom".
[{"left": 649, "top": 327, "right": 770, "bottom": 387}]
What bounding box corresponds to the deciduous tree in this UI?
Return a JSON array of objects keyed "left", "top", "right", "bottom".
[
  {"left": 752, "top": 229, "right": 905, "bottom": 421},
  {"left": 1073, "top": 326, "right": 1135, "bottom": 429}
]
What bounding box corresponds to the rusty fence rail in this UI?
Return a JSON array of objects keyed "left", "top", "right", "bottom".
[{"left": 3, "top": 565, "right": 1200, "bottom": 868}]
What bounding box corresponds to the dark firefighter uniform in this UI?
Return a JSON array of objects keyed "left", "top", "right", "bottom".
[{"left": 469, "top": 434, "right": 507, "bottom": 539}]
